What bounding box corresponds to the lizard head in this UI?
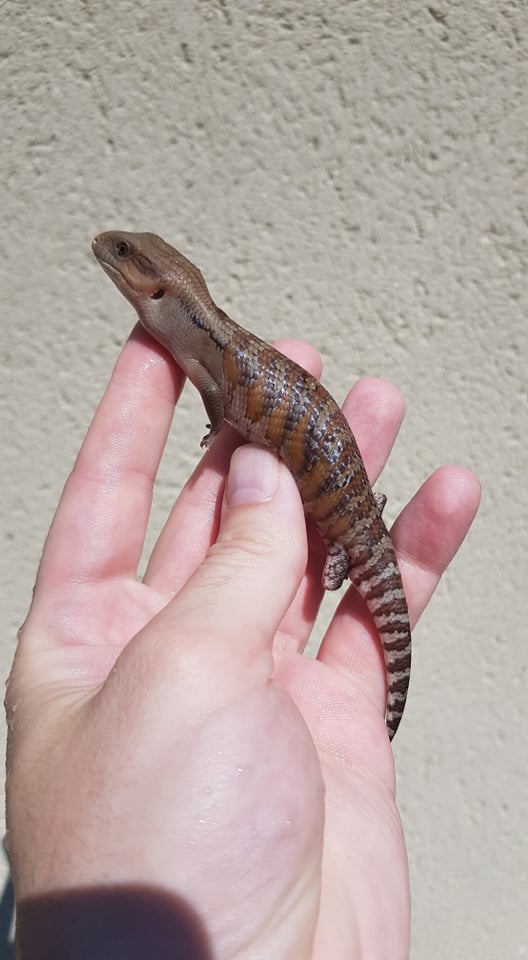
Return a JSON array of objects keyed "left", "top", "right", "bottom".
[
  {"left": 92, "top": 231, "right": 212, "bottom": 311},
  {"left": 92, "top": 230, "right": 221, "bottom": 358}
]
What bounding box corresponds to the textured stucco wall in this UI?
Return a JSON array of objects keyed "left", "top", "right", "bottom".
[{"left": 1, "top": 1, "right": 526, "bottom": 956}]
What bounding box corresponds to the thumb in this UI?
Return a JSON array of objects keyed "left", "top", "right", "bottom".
[{"left": 118, "top": 444, "right": 308, "bottom": 716}]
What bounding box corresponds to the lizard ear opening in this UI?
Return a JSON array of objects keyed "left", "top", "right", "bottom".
[{"left": 151, "top": 289, "right": 165, "bottom": 300}]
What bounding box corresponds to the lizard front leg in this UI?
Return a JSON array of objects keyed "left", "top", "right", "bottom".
[{"left": 186, "top": 359, "right": 225, "bottom": 449}]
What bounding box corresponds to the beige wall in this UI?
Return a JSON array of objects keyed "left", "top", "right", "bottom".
[{"left": 1, "top": 1, "right": 526, "bottom": 956}]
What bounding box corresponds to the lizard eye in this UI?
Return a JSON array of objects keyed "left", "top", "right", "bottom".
[{"left": 115, "top": 240, "right": 131, "bottom": 258}]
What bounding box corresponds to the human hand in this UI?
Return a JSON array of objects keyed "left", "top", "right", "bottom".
[{"left": 5, "top": 328, "right": 480, "bottom": 959}]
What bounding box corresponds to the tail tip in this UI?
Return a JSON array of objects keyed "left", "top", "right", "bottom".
[{"left": 386, "top": 709, "right": 403, "bottom": 741}]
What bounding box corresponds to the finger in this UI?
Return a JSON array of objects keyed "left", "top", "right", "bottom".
[
  {"left": 391, "top": 464, "right": 481, "bottom": 622},
  {"left": 110, "top": 444, "right": 308, "bottom": 719},
  {"left": 340, "top": 378, "right": 406, "bottom": 484},
  {"left": 34, "top": 325, "right": 183, "bottom": 595},
  {"left": 316, "top": 464, "right": 481, "bottom": 710},
  {"left": 277, "top": 378, "right": 407, "bottom": 654},
  {"left": 144, "top": 339, "right": 323, "bottom": 593}
]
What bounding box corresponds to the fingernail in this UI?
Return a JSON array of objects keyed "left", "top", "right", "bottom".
[{"left": 226, "top": 445, "right": 279, "bottom": 506}]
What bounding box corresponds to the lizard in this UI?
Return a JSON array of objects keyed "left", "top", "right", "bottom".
[{"left": 92, "top": 230, "right": 411, "bottom": 740}]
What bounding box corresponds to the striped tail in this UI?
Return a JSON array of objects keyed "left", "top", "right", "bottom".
[{"left": 349, "top": 529, "right": 411, "bottom": 740}]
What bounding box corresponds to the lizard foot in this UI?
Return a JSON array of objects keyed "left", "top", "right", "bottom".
[{"left": 322, "top": 543, "right": 350, "bottom": 591}]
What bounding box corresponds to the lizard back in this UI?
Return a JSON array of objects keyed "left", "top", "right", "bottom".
[{"left": 218, "top": 331, "right": 411, "bottom": 740}]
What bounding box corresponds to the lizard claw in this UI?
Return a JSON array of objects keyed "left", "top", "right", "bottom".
[
  {"left": 200, "top": 425, "right": 212, "bottom": 449},
  {"left": 374, "top": 491, "right": 387, "bottom": 514}
]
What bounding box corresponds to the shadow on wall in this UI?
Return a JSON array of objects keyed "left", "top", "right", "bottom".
[{"left": 0, "top": 847, "right": 14, "bottom": 959}]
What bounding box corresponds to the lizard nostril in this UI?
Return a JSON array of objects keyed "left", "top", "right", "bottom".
[{"left": 151, "top": 289, "right": 165, "bottom": 300}]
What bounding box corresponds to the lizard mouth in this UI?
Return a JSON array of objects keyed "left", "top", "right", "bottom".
[
  {"left": 92, "top": 238, "right": 118, "bottom": 272},
  {"left": 92, "top": 238, "right": 131, "bottom": 291}
]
